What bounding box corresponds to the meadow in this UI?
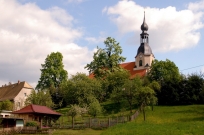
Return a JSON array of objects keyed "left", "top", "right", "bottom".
[
  {"left": 101, "top": 105, "right": 204, "bottom": 135},
  {"left": 16, "top": 105, "right": 204, "bottom": 135}
]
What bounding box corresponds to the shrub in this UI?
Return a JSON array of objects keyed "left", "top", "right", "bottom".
[{"left": 25, "top": 121, "right": 38, "bottom": 127}]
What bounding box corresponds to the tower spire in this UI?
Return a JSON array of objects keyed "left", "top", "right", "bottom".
[{"left": 141, "top": 11, "right": 148, "bottom": 31}]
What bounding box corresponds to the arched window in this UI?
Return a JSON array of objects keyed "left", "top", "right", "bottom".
[{"left": 139, "top": 60, "right": 142, "bottom": 66}]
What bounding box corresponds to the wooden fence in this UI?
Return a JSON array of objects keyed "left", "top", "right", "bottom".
[{"left": 53, "top": 110, "right": 139, "bottom": 129}]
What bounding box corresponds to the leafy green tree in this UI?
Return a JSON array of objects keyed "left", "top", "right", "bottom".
[
  {"left": 88, "top": 99, "right": 102, "bottom": 117},
  {"left": 147, "top": 59, "right": 180, "bottom": 105},
  {"left": 136, "top": 87, "right": 156, "bottom": 121},
  {"left": 0, "top": 100, "right": 13, "bottom": 111},
  {"left": 68, "top": 104, "right": 87, "bottom": 128},
  {"left": 148, "top": 59, "right": 180, "bottom": 83},
  {"left": 122, "top": 76, "right": 143, "bottom": 113},
  {"left": 146, "top": 80, "right": 160, "bottom": 110},
  {"left": 85, "top": 37, "right": 126, "bottom": 78},
  {"left": 62, "top": 73, "right": 102, "bottom": 106},
  {"left": 25, "top": 90, "right": 54, "bottom": 108},
  {"left": 36, "top": 52, "right": 68, "bottom": 107},
  {"left": 109, "top": 69, "right": 130, "bottom": 104}
]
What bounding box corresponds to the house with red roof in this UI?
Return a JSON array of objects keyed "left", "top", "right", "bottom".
[
  {"left": 89, "top": 12, "right": 154, "bottom": 79},
  {"left": 12, "top": 104, "right": 61, "bottom": 128}
]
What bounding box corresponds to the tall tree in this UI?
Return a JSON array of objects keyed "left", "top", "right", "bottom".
[
  {"left": 36, "top": 52, "right": 68, "bottom": 107},
  {"left": 85, "top": 37, "right": 126, "bottom": 78},
  {"left": 147, "top": 59, "right": 180, "bottom": 105}
]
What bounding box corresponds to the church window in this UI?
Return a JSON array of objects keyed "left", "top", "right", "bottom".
[{"left": 139, "top": 60, "right": 142, "bottom": 66}]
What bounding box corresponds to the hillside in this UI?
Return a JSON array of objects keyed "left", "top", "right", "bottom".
[{"left": 101, "top": 105, "right": 204, "bottom": 135}]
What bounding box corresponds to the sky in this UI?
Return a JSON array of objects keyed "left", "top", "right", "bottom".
[{"left": 0, "top": 0, "right": 204, "bottom": 88}]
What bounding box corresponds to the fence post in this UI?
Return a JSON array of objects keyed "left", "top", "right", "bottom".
[
  {"left": 89, "top": 118, "right": 91, "bottom": 128},
  {"left": 108, "top": 118, "right": 110, "bottom": 127}
]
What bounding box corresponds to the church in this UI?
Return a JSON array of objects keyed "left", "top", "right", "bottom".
[
  {"left": 120, "top": 12, "right": 154, "bottom": 78},
  {"left": 89, "top": 12, "right": 154, "bottom": 79}
]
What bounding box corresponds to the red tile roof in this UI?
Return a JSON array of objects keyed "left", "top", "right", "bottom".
[
  {"left": 120, "top": 62, "right": 146, "bottom": 79},
  {"left": 88, "top": 61, "right": 146, "bottom": 79},
  {"left": 12, "top": 104, "right": 61, "bottom": 116}
]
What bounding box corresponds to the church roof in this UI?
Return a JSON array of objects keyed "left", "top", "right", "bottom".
[
  {"left": 88, "top": 62, "right": 146, "bottom": 79},
  {"left": 12, "top": 104, "right": 61, "bottom": 116},
  {"left": 0, "top": 81, "right": 33, "bottom": 101},
  {"left": 136, "top": 43, "right": 153, "bottom": 57},
  {"left": 120, "top": 62, "right": 146, "bottom": 78}
]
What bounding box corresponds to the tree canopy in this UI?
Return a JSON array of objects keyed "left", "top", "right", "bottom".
[
  {"left": 85, "top": 37, "right": 126, "bottom": 78},
  {"left": 36, "top": 52, "right": 68, "bottom": 108},
  {"left": 36, "top": 52, "right": 68, "bottom": 90},
  {"left": 148, "top": 59, "right": 180, "bottom": 83}
]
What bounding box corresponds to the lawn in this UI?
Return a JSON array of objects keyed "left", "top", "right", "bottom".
[
  {"left": 15, "top": 105, "right": 204, "bottom": 135},
  {"left": 101, "top": 105, "right": 204, "bottom": 135}
]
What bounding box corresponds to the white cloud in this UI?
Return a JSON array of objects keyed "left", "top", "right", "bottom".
[
  {"left": 66, "top": 0, "right": 85, "bottom": 4},
  {"left": 104, "top": 0, "right": 204, "bottom": 52},
  {"left": 0, "top": 0, "right": 93, "bottom": 88},
  {"left": 85, "top": 36, "right": 105, "bottom": 44},
  {"left": 188, "top": 0, "right": 204, "bottom": 11}
]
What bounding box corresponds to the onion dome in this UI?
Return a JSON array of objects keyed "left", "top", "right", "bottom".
[{"left": 141, "top": 11, "right": 148, "bottom": 31}]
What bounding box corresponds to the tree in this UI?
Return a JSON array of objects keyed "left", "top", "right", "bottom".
[
  {"left": 136, "top": 87, "right": 156, "bottom": 121},
  {"left": 147, "top": 59, "right": 180, "bottom": 105},
  {"left": 0, "top": 100, "right": 13, "bottom": 111},
  {"left": 62, "top": 73, "right": 102, "bottom": 106},
  {"left": 67, "top": 104, "right": 87, "bottom": 128},
  {"left": 25, "top": 90, "right": 54, "bottom": 108},
  {"left": 122, "top": 76, "right": 143, "bottom": 113},
  {"left": 36, "top": 52, "right": 68, "bottom": 108},
  {"left": 85, "top": 37, "right": 126, "bottom": 78},
  {"left": 109, "top": 69, "right": 130, "bottom": 104},
  {"left": 146, "top": 80, "right": 160, "bottom": 110},
  {"left": 148, "top": 59, "right": 180, "bottom": 83},
  {"left": 88, "top": 99, "right": 102, "bottom": 117}
]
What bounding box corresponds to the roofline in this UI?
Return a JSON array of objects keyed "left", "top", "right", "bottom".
[{"left": 12, "top": 112, "right": 61, "bottom": 115}]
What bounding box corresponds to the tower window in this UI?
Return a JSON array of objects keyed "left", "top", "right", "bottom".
[{"left": 139, "top": 60, "right": 142, "bottom": 66}]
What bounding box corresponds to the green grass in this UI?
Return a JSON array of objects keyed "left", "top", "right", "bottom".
[
  {"left": 101, "top": 105, "right": 204, "bottom": 135},
  {"left": 16, "top": 129, "right": 103, "bottom": 135}
]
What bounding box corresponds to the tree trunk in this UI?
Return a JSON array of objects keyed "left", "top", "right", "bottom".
[
  {"left": 72, "top": 116, "right": 74, "bottom": 129},
  {"left": 143, "top": 108, "right": 146, "bottom": 121}
]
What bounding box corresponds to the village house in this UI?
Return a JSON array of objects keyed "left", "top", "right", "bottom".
[{"left": 0, "top": 81, "right": 33, "bottom": 110}]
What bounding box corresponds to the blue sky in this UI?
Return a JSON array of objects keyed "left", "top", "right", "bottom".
[{"left": 0, "top": 0, "right": 204, "bottom": 87}]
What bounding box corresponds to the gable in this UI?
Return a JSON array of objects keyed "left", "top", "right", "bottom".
[{"left": 0, "top": 81, "right": 33, "bottom": 101}]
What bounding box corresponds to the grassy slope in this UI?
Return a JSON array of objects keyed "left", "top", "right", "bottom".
[{"left": 101, "top": 105, "right": 204, "bottom": 135}]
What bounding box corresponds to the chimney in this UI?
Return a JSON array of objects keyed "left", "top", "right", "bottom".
[{"left": 18, "top": 80, "right": 20, "bottom": 84}]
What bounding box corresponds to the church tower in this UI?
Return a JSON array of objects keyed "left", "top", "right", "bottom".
[{"left": 134, "top": 12, "right": 154, "bottom": 71}]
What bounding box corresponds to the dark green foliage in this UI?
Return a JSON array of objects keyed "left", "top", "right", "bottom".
[
  {"left": 25, "top": 90, "right": 54, "bottom": 108},
  {"left": 85, "top": 37, "right": 126, "bottom": 78},
  {"left": 25, "top": 121, "right": 38, "bottom": 127},
  {"left": 61, "top": 73, "right": 102, "bottom": 106},
  {"left": 36, "top": 52, "right": 68, "bottom": 108},
  {"left": 0, "top": 100, "right": 13, "bottom": 111},
  {"left": 88, "top": 99, "right": 102, "bottom": 117},
  {"left": 148, "top": 59, "right": 180, "bottom": 83}
]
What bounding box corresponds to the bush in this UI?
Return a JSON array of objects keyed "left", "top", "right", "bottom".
[{"left": 25, "top": 121, "right": 38, "bottom": 127}]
